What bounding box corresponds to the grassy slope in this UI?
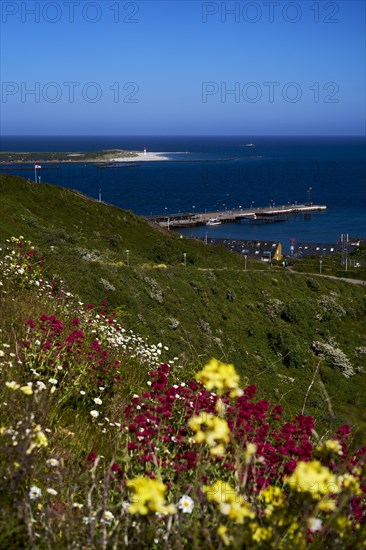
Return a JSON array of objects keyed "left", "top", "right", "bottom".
[{"left": 1, "top": 175, "right": 366, "bottom": 440}]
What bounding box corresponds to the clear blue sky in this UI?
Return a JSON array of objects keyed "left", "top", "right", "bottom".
[{"left": 1, "top": 0, "right": 365, "bottom": 135}]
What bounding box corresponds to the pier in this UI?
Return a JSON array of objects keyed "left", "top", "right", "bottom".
[{"left": 145, "top": 204, "right": 327, "bottom": 228}]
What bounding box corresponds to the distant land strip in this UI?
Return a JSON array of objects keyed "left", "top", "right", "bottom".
[{"left": 0, "top": 150, "right": 138, "bottom": 163}]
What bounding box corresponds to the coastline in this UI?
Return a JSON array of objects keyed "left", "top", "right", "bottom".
[
  {"left": 0, "top": 150, "right": 176, "bottom": 165},
  {"left": 111, "top": 151, "right": 173, "bottom": 162}
]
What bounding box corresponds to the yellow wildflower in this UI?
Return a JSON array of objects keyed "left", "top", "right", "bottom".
[
  {"left": 20, "top": 383, "right": 33, "bottom": 395},
  {"left": 188, "top": 412, "right": 230, "bottom": 455},
  {"left": 34, "top": 426, "right": 48, "bottom": 448},
  {"left": 316, "top": 498, "right": 337, "bottom": 512},
  {"left": 316, "top": 439, "right": 343, "bottom": 456},
  {"left": 251, "top": 523, "right": 273, "bottom": 543},
  {"left": 127, "top": 477, "right": 176, "bottom": 515},
  {"left": 336, "top": 516, "right": 352, "bottom": 537},
  {"left": 5, "top": 381, "right": 20, "bottom": 391},
  {"left": 285, "top": 460, "right": 339, "bottom": 498},
  {"left": 338, "top": 473, "right": 362, "bottom": 495},
  {"left": 204, "top": 480, "right": 254, "bottom": 524},
  {"left": 259, "top": 485, "right": 284, "bottom": 516},
  {"left": 260, "top": 485, "right": 284, "bottom": 505},
  {"left": 26, "top": 425, "right": 48, "bottom": 455},
  {"left": 217, "top": 525, "right": 231, "bottom": 546},
  {"left": 204, "top": 480, "right": 238, "bottom": 504},
  {"left": 244, "top": 443, "right": 257, "bottom": 463},
  {"left": 195, "top": 358, "right": 242, "bottom": 397}
]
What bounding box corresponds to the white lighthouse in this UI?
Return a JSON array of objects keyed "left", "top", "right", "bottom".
[{"left": 144, "top": 147, "right": 147, "bottom": 156}]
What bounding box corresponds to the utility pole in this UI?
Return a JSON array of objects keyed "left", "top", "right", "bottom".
[
  {"left": 340, "top": 234, "right": 349, "bottom": 270},
  {"left": 126, "top": 250, "right": 129, "bottom": 267},
  {"left": 183, "top": 252, "right": 187, "bottom": 267},
  {"left": 319, "top": 258, "right": 322, "bottom": 274}
]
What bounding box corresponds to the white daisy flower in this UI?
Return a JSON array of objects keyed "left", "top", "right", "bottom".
[
  {"left": 29, "top": 485, "right": 42, "bottom": 500},
  {"left": 308, "top": 517, "right": 323, "bottom": 532},
  {"left": 103, "top": 510, "right": 115, "bottom": 523},
  {"left": 178, "top": 495, "right": 194, "bottom": 514},
  {"left": 47, "top": 458, "right": 59, "bottom": 467}
]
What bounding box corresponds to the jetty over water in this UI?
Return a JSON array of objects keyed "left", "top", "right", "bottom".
[{"left": 146, "top": 203, "right": 327, "bottom": 229}]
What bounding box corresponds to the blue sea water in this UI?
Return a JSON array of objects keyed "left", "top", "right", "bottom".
[{"left": 1, "top": 136, "right": 365, "bottom": 252}]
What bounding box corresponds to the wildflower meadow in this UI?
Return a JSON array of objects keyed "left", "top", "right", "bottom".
[{"left": 0, "top": 237, "right": 365, "bottom": 548}]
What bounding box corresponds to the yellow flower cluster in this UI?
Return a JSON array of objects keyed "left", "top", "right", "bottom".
[
  {"left": 316, "top": 439, "right": 343, "bottom": 456},
  {"left": 285, "top": 460, "right": 340, "bottom": 498},
  {"left": 203, "top": 480, "right": 254, "bottom": 523},
  {"left": 250, "top": 523, "right": 274, "bottom": 543},
  {"left": 195, "top": 358, "right": 243, "bottom": 397},
  {"left": 6, "top": 381, "right": 33, "bottom": 395},
  {"left": 259, "top": 485, "right": 284, "bottom": 517},
  {"left": 127, "top": 477, "right": 176, "bottom": 515},
  {"left": 338, "top": 473, "right": 362, "bottom": 495},
  {"left": 188, "top": 412, "right": 230, "bottom": 455}
]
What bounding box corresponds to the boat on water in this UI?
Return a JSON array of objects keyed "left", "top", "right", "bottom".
[
  {"left": 245, "top": 143, "right": 255, "bottom": 147},
  {"left": 206, "top": 218, "right": 222, "bottom": 226}
]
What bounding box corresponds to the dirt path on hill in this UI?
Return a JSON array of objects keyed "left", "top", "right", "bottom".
[{"left": 286, "top": 267, "right": 366, "bottom": 286}]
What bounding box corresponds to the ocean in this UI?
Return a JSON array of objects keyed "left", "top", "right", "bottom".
[{"left": 1, "top": 136, "right": 365, "bottom": 252}]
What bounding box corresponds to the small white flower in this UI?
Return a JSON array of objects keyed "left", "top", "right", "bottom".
[
  {"left": 72, "top": 502, "right": 84, "bottom": 509},
  {"left": 90, "top": 410, "right": 99, "bottom": 418},
  {"left": 82, "top": 515, "right": 95, "bottom": 524},
  {"left": 308, "top": 517, "right": 323, "bottom": 532},
  {"left": 47, "top": 458, "right": 59, "bottom": 467},
  {"left": 29, "top": 485, "right": 42, "bottom": 500},
  {"left": 147, "top": 381, "right": 152, "bottom": 386},
  {"left": 80, "top": 390, "right": 86, "bottom": 395},
  {"left": 48, "top": 378, "right": 58, "bottom": 385},
  {"left": 103, "top": 510, "right": 114, "bottom": 523},
  {"left": 46, "top": 488, "right": 58, "bottom": 496},
  {"left": 178, "top": 495, "right": 194, "bottom": 514},
  {"left": 93, "top": 397, "right": 102, "bottom": 405}
]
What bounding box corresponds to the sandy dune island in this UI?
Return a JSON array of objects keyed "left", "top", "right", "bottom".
[{"left": 110, "top": 152, "right": 177, "bottom": 162}]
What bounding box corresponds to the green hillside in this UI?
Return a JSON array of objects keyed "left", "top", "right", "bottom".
[{"left": 1, "top": 174, "right": 366, "bottom": 440}]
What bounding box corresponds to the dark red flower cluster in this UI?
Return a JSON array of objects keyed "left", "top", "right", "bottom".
[{"left": 23, "top": 309, "right": 125, "bottom": 392}]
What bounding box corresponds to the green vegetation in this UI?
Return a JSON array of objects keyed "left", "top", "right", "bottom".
[
  {"left": 291, "top": 252, "right": 366, "bottom": 281},
  {"left": 1, "top": 174, "right": 366, "bottom": 442},
  {"left": 0, "top": 149, "right": 138, "bottom": 163},
  {"left": 1, "top": 175, "right": 366, "bottom": 548}
]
